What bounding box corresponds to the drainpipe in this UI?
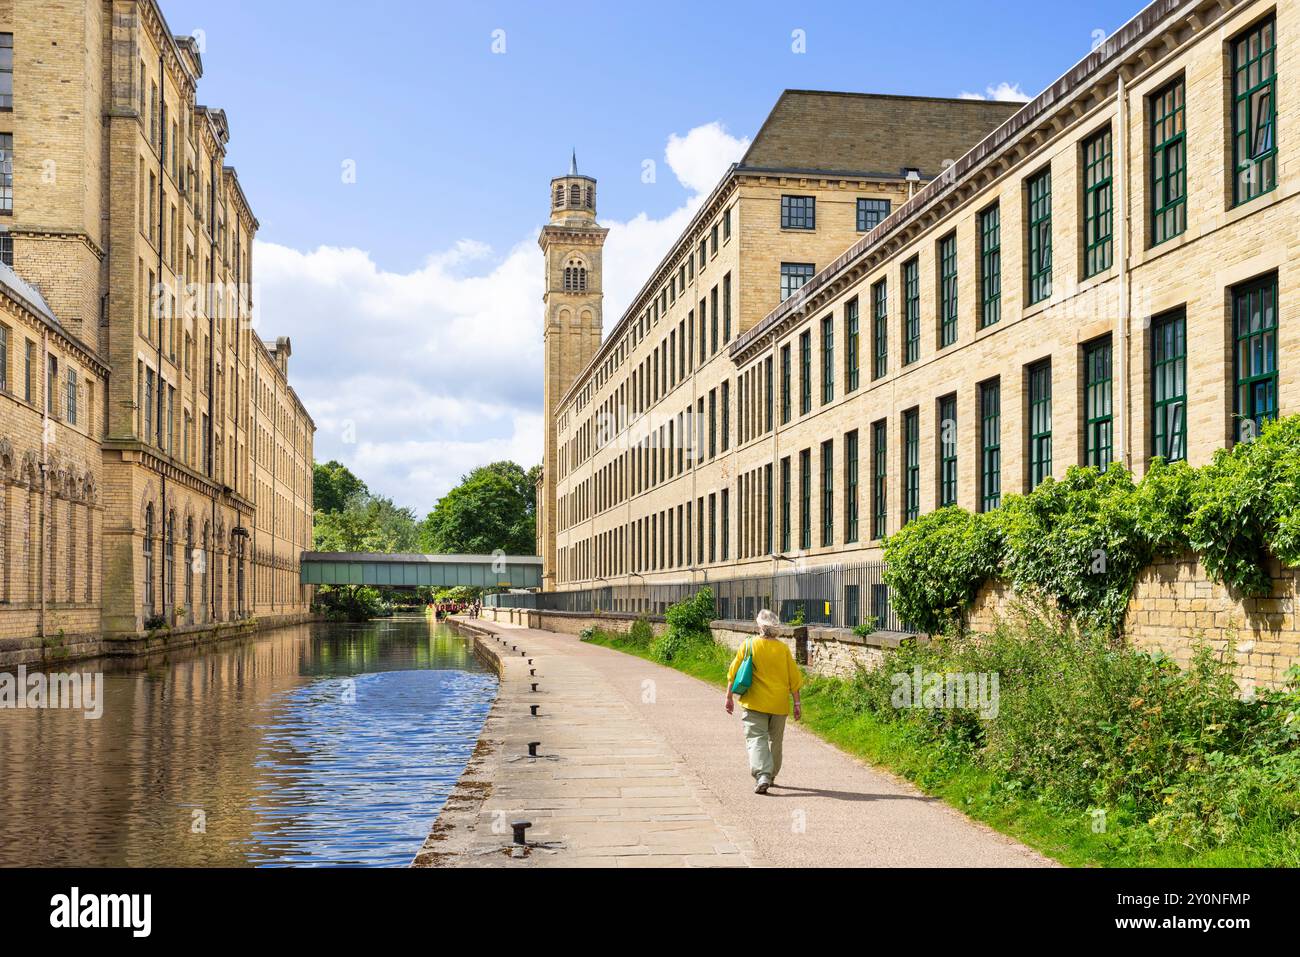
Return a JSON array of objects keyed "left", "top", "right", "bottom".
[
  {"left": 689, "top": 327, "right": 700, "bottom": 590},
  {"left": 1116, "top": 72, "right": 1133, "bottom": 470},
  {"left": 38, "top": 328, "right": 49, "bottom": 639},
  {"left": 208, "top": 155, "right": 217, "bottom": 625},
  {"left": 156, "top": 55, "right": 167, "bottom": 625},
  {"left": 768, "top": 330, "right": 780, "bottom": 583}
]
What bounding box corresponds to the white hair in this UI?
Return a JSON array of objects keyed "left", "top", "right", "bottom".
[{"left": 756, "top": 608, "right": 780, "bottom": 637}]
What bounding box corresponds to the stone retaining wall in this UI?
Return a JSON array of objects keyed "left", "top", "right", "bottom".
[
  {"left": 965, "top": 553, "right": 1300, "bottom": 690},
  {"left": 0, "top": 611, "right": 319, "bottom": 669},
  {"left": 481, "top": 605, "right": 922, "bottom": 679},
  {"left": 481, "top": 606, "right": 669, "bottom": 638}
]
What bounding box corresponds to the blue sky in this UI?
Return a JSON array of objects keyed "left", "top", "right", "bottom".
[{"left": 157, "top": 0, "right": 1148, "bottom": 513}]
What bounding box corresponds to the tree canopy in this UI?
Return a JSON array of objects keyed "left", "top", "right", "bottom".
[
  {"left": 314, "top": 460, "right": 368, "bottom": 515},
  {"left": 418, "top": 460, "right": 539, "bottom": 556},
  {"left": 311, "top": 458, "right": 538, "bottom": 558}
]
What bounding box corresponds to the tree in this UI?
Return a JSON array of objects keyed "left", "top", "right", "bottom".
[
  {"left": 313, "top": 491, "right": 419, "bottom": 553},
  {"left": 418, "top": 460, "right": 539, "bottom": 556},
  {"left": 313, "top": 460, "right": 367, "bottom": 515}
]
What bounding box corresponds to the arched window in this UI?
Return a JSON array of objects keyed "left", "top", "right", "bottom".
[
  {"left": 553, "top": 184, "right": 564, "bottom": 208},
  {"left": 0, "top": 485, "right": 8, "bottom": 604},
  {"left": 228, "top": 535, "right": 237, "bottom": 619},
  {"left": 563, "top": 259, "right": 588, "bottom": 292},
  {"left": 85, "top": 507, "right": 93, "bottom": 603},
  {"left": 164, "top": 509, "right": 176, "bottom": 617},
  {"left": 200, "top": 521, "right": 209, "bottom": 622},
  {"left": 143, "top": 504, "right": 155, "bottom": 616},
  {"left": 47, "top": 500, "right": 57, "bottom": 597},
  {"left": 25, "top": 488, "right": 35, "bottom": 602},
  {"left": 185, "top": 518, "right": 194, "bottom": 619},
  {"left": 569, "top": 183, "right": 581, "bottom": 207},
  {"left": 213, "top": 530, "right": 223, "bottom": 621},
  {"left": 66, "top": 503, "right": 75, "bottom": 602},
  {"left": 236, "top": 534, "right": 246, "bottom": 617},
  {"left": 585, "top": 185, "right": 594, "bottom": 209}
]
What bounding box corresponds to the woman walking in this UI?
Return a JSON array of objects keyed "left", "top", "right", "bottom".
[{"left": 725, "top": 609, "right": 803, "bottom": 794}]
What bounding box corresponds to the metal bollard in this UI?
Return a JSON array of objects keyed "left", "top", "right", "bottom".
[
  {"left": 531, "top": 682, "right": 539, "bottom": 692},
  {"left": 527, "top": 741, "right": 540, "bottom": 757},
  {"left": 511, "top": 821, "right": 532, "bottom": 845},
  {"left": 530, "top": 704, "right": 539, "bottom": 716}
]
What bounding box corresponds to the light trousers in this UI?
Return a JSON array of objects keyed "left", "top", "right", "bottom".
[{"left": 742, "top": 708, "right": 787, "bottom": 781}]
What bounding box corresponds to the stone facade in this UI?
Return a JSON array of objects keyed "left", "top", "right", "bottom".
[
  {"left": 543, "top": 93, "right": 1015, "bottom": 590},
  {"left": 0, "top": 0, "right": 315, "bottom": 657},
  {"left": 0, "top": 267, "right": 108, "bottom": 649},
  {"left": 1127, "top": 554, "right": 1299, "bottom": 690},
  {"left": 542, "top": 0, "right": 1297, "bottom": 638}
]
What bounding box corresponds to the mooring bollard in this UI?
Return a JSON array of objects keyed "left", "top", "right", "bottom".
[
  {"left": 531, "top": 682, "right": 539, "bottom": 692},
  {"left": 527, "top": 741, "right": 540, "bottom": 757},
  {"left": 511, "top": 821, "right": 532, "bottom": 845},
  {"left": 530, "top": 668, "right": 536, "bottom": 676},
  {"left": 530, "top": 704, "right": 539, "bottom": 716}
]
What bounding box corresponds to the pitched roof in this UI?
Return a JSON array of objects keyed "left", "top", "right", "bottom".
[
  {"left": 0, "top": 260, "right": 59, "bottom": 326},
  {"left": 739, "top": 90, "right": 1023, "bottom": 180}
]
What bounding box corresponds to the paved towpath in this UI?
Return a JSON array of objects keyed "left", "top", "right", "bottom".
[{"left": 415, "top": 619, "right": 1053, "bottom": 868}]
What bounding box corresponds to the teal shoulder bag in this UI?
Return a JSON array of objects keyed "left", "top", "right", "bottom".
[{"left": 730, "top": 639, "right": 755, "bottom": 695}]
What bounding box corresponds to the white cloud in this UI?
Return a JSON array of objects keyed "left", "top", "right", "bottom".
[
  {"left": 664, "top": 122, "right": 750, "bottom": 194},
  {"left": 959, "top": 82, "right": 1032, "bottom": 103},
  {"left": 254, "top": 122, "right": 749, "bottom": 516}
]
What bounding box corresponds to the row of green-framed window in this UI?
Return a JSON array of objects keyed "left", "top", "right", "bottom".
[
  {"left": 606, "top": 277, "right": 1273, "bottom": 556},
  {"left": 778, "top": 195, "right": 893, "bottom": 233},
  {"left": 983, "top": 18, "right": 1276, "bottom": 317}
]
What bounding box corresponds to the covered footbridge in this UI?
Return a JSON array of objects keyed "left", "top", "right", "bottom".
[{"left": 299, "top": 552, "right": 542, "bottom": 589}]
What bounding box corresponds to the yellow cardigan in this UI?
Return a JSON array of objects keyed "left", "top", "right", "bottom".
[{"left": 727, "top": 637, "right": 804, "bottom": 715}]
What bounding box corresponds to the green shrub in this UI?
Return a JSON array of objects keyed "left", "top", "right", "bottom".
[
  {"left": 880, "top": 417, "right": 1300, "bottom": 635},
  {"left": 653, "top": 588, "right": 715, "bottom": 662},
  {"left": 884, "top": 506, "right": 1002, "bottom": 634},
  {"left": 1189, "top": 416, "right": 1300, "bottom": 596},
  {"left": 1134, "top": 457, "right": 1197, "bottom": 553},
  {"left": 627, "top": 618, "right": 655, "bottom": 647},
  {"left": 787, "top": 606, "right": 806, "bottom": 626},
  {"left": 994, "top": 464, "right": 1154, "bottom": 636},
  {"left": 827, "top": 611, "right": 1300, "bottom": 851},
  {"left": 852, "top": 617, "right": 878, "bottom": 638}
]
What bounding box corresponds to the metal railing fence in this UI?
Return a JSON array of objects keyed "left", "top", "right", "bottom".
[{"left": 485, "top": 561, "right": 913, "bottom": 632}]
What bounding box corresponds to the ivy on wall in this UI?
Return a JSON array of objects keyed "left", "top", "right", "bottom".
[{"left": 884, "top": 416, "right": 1300, "bottom": 637}]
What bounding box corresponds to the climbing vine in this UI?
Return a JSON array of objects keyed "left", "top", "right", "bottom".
[{"left": 883, "top": 415, "right": 1300, "bottom": 636}]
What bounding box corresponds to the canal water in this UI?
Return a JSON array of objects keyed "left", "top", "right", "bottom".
[{"left": 0, "top": 616, "right": 496, "bottom": 867}]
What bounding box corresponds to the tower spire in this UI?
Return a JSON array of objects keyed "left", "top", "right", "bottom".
[{"left": 570, "top": 148, "right": 578, "bottom": 175}]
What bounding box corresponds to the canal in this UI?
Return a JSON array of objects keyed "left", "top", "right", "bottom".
[{"left": 0, "top": 616, "right": 496, "bottom": 867}]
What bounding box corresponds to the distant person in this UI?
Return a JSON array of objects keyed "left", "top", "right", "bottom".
[{"left": 725, "top": 608, "right": 803, "bottom": 794}]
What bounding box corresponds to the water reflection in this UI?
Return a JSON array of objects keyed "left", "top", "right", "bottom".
[{"left": 0, "top": 616, "right": 495, "bottom": 867}]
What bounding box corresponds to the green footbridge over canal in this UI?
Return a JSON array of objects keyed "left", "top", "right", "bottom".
[{"left": 299, "top": 552, "right": 543, "bottom": 589}]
